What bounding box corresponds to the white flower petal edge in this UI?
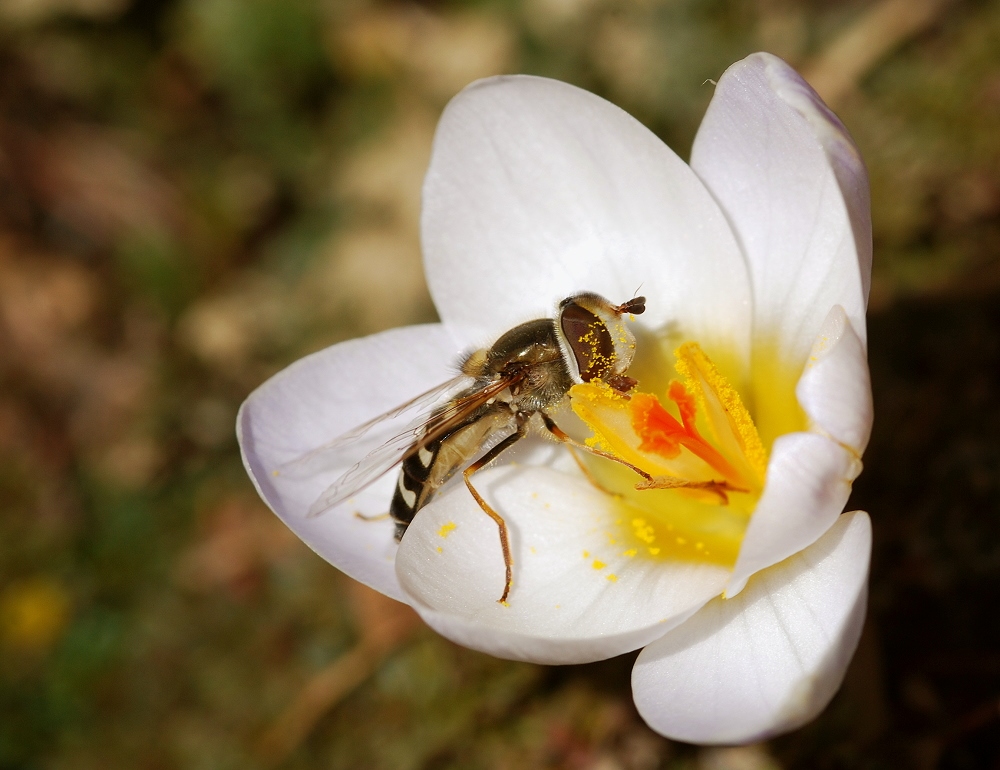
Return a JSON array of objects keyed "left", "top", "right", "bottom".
[
  {"left": 726, "top": 307, "right": 870, "bottom": 596},
  {"left": 237, "top": 324, "right": 462, "bottom": 602},
  {"left": 421, "top": 74, "right": 752, "bottom": 362},
  {"left": 632, "top": 511, "right": 871, "bottom": 745},
  {"left": 691, "top": 52, "right": 871, "bottom": 365},
  {"left": 726, "top": 431, "right": 858, "bottom": 597},
  {"left": 396, "top": 465, "right": 730, "bottom": 665},
  {"left": 797, "top": 305, "right": 873, "bottom": 455}
]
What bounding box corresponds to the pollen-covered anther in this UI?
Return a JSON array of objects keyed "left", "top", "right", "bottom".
[{"left": 570, "top": 341, "right": 767, "bottom": 510}]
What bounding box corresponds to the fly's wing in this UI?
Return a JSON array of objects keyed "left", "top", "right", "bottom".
[
  {"left": 275, "top": 375, "right": 470, "bottom": 486},
  {"left": 276, "top": 372, "right": 524, "bottom": 518}
]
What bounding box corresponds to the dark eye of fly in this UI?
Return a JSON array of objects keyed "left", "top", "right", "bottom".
[{"left": 560, "top": 302, "right": 616, "bottom": 382}]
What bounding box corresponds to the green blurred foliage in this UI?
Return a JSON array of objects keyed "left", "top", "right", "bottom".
[{"left": 1, "top": 0, "right": 999, "bottom": 767}]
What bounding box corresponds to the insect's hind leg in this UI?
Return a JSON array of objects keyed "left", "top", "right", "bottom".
[
  {"left": 463, "top": 422, "right": 527, "bottom": 605},
  {"left": 352, "top": 511, "right": 409, "bottom": 544}
]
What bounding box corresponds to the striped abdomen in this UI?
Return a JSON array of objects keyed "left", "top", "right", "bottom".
[{"left": 389, "top": 403, "right": 513, "bottom": 540}]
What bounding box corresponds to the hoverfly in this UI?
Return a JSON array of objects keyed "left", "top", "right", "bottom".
[{"left": 281, "top": 292, "right": 657, "bottom": 603}]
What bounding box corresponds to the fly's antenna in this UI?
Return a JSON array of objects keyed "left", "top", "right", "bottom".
[{"left": 616, "top": 294, "right": 646, "bottom": 316}]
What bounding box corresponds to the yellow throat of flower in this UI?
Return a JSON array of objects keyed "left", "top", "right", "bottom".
[{"left": 569, "top": 342, "right": 776, "bottom": 569}]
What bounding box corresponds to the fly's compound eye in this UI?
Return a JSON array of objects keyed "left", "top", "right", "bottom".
[
  {"left": 559, "top": 301, "right": 615, "bottom": 382},
  {"left": 557, "top": 292, "right": 641, "bottom": 385}
]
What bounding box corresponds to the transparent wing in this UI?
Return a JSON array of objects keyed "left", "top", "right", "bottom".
[
  {"left": 275, "top": 372, "right": 524, "bottom": 518},
  {"left": 275, "top": 374, "right": 469, "bottom": 483}
]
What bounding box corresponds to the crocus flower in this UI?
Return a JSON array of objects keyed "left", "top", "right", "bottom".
[{"left": 238, "top": 52, "right": 873, "bottom": 744}]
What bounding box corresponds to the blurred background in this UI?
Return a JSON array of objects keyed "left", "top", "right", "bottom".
[{"left": 0, "top": 0, "right": 998, "bottom": 767}]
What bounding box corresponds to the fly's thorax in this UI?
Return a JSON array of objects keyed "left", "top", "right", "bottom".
[
  {"left": 473, "top": 317, "right": 574, "bottom": 408},
  {"left": 509, "top": 357, "right": 574, "bottom": 412},
  {"left": 485, "top": 318, "right": 564, "bottom": 374},
  {"left": 556, "top": 293, "right": 640, "bottom": 386},
  {"left": 456, "top": 317, "right": 575, "bottom": 416}
]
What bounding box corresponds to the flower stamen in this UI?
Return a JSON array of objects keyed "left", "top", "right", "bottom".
[{"left": 568, "top": 342, "right": 767, "bottom": 566}]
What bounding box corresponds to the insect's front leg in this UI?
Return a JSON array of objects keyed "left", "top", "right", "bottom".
[
  {"left": 462, "top": 411, "right": 529, "bottom": 605},
  {"left": 540, "top": 413, "right": 657, "bottom": 484},
  {"left": 539, "top": 414, "right": 740, "bottom": 504}
]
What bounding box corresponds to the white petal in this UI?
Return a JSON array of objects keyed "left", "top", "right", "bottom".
[
  {"left": 797, "top": 305, "right": 873, "bottom": 455},
  {"left": 396, "top": 465, "right": 729, "bottom": 664},
  {"left": 632, "top": 511, "right": 871, "bottom": 745},
  {"left": 422, "top": 75, "right": 752, "bottom": 361},
  {"left": 237, "top": 324, "right": 462, "bottom": 602},
  {"left": 691, "top": 53, "right": 871, "bottom": 365},
  {"left": 726, "top": 432, "right": 860, "bottom": 597}
]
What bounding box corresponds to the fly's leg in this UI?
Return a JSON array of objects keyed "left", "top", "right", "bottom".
[
  {"left": 463, "top": 421, "right": 527, "bottom": 605},
  {"left": 633, "top": 477, "right": 745, "bottom": 505},
  {"left": 540, "top": 414, "right": 743, "bottom": 504},
  {"left": 541, "top": 413, "right": 657, "bottom": 484},
  {"left": 563, "top": 443, "right": 622, "bottom": 498},
  {"left": 354, "top": 512, "right": 391, "bottom": 522}
]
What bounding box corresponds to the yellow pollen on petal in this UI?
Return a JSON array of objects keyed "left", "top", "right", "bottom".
[
  {"left": 437, "top": 522, "right": 457, "bottom": 538},
  {"left": 592, "top": 560, "right": 606, "bottom": 570},
  {"left": 631, "top": 517, "right": 657, "bottom": 544}
]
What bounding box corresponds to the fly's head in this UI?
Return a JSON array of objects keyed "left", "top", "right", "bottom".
[{"left": 557, "top": 292, "right": 646, "bottom": 394}]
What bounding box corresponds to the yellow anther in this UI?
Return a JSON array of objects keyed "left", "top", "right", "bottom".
[{"left": 674, "top": 342, "right": 767, "bottom": 483}]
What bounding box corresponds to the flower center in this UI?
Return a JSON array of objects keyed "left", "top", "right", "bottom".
[{"left": 568, "top": 342, "right": 768, "bottom": 568}]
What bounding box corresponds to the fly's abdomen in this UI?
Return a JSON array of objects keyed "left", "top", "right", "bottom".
[
  {"left": 389, "top": 435, "right": 443, "bottom": 539},
  {"left": 389, "top": 404, "right": 514, "bottom": 541}
]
